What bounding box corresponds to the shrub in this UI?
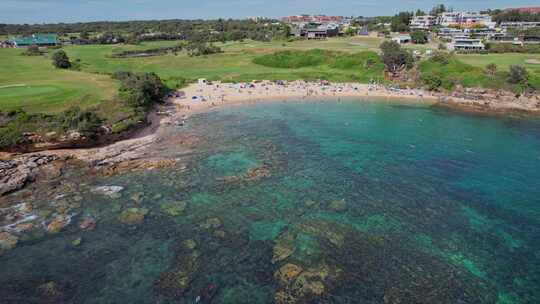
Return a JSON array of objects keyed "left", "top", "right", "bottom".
[
  {"left": 411, "top": 31, "right": 428, "bottom": 44},
  {"left": 61, "top": 106, "right": 103, "bottom": 134},
  {"left": 22, "top": 45, "right": 43, "bottom": 56},
  {"left": 507, "top": 65, "right": 528, "bottom": 84},
  {"left": 52, "top": 50, "right": 71, "bottom": 69},
  {"left": 186, "top": 42, "right": 222, "bottom": 57},
  {"left": 380, "top": 41, "right": 414, "bottom": 74},
  {"left": 429, "top": 51, "right": 452, "bottom": 65},
  {"left": 485, "top": 63, "right": 497, "bottom": 77},
  {"left": 422, "top": 73, "right": 443, "bottom": 91},
  {"left": 113, "top": 71, "right": 168, "bottom": 109},
  {"left": 0, "top": 125, "right": 24, "bottom": 149}
]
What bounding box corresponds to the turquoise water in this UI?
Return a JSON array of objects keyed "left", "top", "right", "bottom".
[{"left": 1, "top": 100, "right": 540, "bottom": 303}]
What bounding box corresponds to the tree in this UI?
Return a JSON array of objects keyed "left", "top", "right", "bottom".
[
  {"left": 507, "top": 65, "right": 528, "bottom": 84},
  {"left": 22, "top": 45, "right": 42, "bottom": 56},
  {"left": 411, "top": 31, "right": 428, "bottom": 44},
  {"left": 430, "top": 4, "right": 447, "bottom": 16},
  {"left": 485, "top": 63, "right": 497, "bottom": 77},
  {"left": 415, "top": 9, "right": 426, "bottom": 16},
  {"left": 52, "top": 50, "right": 71, "bottom": 69},
  {"left": 380, "top": 41, "right": 414, "bottom": 75},
  {"left": 391, "top": 11, "right": 412, "bottom": 32}
]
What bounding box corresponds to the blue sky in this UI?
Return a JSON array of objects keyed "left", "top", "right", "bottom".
[{"left": 1, "top": 0, "right": 538, "bottom": 24}]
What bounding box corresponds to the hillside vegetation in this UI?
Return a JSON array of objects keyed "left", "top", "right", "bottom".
[{"left": 253, "top": 49, "right": 385, "bottom": 82}]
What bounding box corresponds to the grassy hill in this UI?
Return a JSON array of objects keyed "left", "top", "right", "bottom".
[
  {"left": 0, "top": 48, "right": 118, "bottom": 114},
  {"left": 2, "top": 36, "right": 540, "bottom": 121}
]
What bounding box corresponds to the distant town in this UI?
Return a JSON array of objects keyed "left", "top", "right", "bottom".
[
  {"left": 1, "top": 5, "right": 539, "bottom": 55},
  {"left": 280, "top": 6, "right": 540, "bottom": 51}
]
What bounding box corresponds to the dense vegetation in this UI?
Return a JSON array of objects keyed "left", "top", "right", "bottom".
[
  {"left": 253, "top": 49, "right": 385, "bottom": 82},
  {"left": 113, "top": 71, "right": 168, "bottom": 110},
  {"left": 493, "top": 10, "right": 540, "bottom": 22},
  {"left": 380, "top": 41, "right": 414, "bottom": 75},
  {"left": 110, "top": 45, "right": 184, "bottom": 58},
  {"left": 0, "top": 70, "right": 168, "bottom": 149},
  {"left": 419, "top": 52, "right": 540, "bottom": 92},
  {"left": 0, "top": 19, "right": 288, "bottom": 44},
  {"left": 485, "top": 43, "right": 540, "bottom": 54},
  {"left": 0, "top": 107, "right": 102, "bottom": 149},
  {"left": 52, "top": 50, "right": 72, "bottom": 69}
]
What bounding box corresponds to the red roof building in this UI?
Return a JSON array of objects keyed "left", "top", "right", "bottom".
[{"left": 505, "top": 7, "right": 540, "bottom": 14}]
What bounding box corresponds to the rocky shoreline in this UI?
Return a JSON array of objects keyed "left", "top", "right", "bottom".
[
  {"left": 434, "top": 86, "right": 540, "bottom": 116},
  {"left": 1, "top": 82, "right": 539, "bottom": 199}
]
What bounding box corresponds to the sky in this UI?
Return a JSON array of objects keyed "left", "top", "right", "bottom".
[{"left": 1, "top": 0, "right": 539, "bottom": 24}]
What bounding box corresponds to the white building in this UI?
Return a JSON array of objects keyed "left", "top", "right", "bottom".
[
  {"left": 438, "top": 12, "right": 494, "bottom": 28},
  {"left": 392, "top": 35, "right": 412, "bottom": 44},
  {"left": 438, "top": 27, "right": 466, "bottom": 39},
  {"left": 410, "top": 15, "right": 437, "bottom": 30},
  {"left": 500, "top": 21, "right": 540, "bottom": 30},
  {"left": 439, "top": 12, "right": 461, "bottom": 27},
  {"left": 448, "top": 37, "right": 485, "bottom": 51},
  {"left": 460, "top": 12, "right": 496, "bottom": 28}
]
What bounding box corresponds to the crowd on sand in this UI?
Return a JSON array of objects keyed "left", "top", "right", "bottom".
[{"left": 171, "top": 80, "right": 436, "bottom": 116}]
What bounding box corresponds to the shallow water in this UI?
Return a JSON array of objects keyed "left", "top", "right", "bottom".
[{"left": 1, "top": 100, "right": 540, "bottom": 303}]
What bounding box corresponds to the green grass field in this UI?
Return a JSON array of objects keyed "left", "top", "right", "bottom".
[
  {"left": 2, "top": 37, "right": 540, "bottom": 117},
  {"left": 0, "top": 48, "right": 118, "bottom": 114},
  {"left": 61, "top": 37, "right": 390, "bottom": 84},
  {"left": 457, "top": 53, "right": 540, "bottom": 74}
]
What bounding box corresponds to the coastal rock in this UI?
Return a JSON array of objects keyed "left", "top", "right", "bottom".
[
  {"left": 160, "top": 201, "right": 187, "bottom": 216},
  {"left": 200, "top": 217, "right": 223, "bottom": 229},
  {"left": 183, "top": 239, "right": 197, "bottom": 250},
  {"left": 274, "top": 263, "right": 303, "bottom": 285},
  {"left": 91, "top": 186, "right": 124, "bottom": 199},
  {"left": 118, "top": 208, "right": 149, "bottom": 225},
  {"left": 37, "top": 281, "right": 64, "bottom": 301},
  {"left": 304, "top": 200, "right": 320, "bottom": 209},
  {"left": 0, "top": 154, "right": 61, "bottom": 195},
  {"left": 46, "top": 215, "right": 71, "bottom": 233},
  {"left": 79, "top": 217, "right": 96, "bottom": 230},
  {"left": 155, "top": 252, "right": 199, "bottom": 297},
  {"left": 328, "top": 199, "right": 347, "bottom": 212},
  {"left": 72, "top": 237, "right": 82, "bottom": 247},
  {"left": 98, "top": 158, "right": 177, "bottom": 177},
  {"left": 130, "top": 192, "right": 145, "bottom": 204},
  {"left": 272, "top": 232, "right": 295, "bottom": 263},
  {"left": 0, "top": 232, "right": 19, "bottom": 255}
]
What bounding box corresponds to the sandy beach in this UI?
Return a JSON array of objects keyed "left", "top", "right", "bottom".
[{"left": 172, "top": 80, "right": 439, "bottom": 118}]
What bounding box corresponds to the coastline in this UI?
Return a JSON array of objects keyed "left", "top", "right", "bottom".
[
  {"left": 173, "top": 81, "right": 540, "bottom": 119},
  {"left": 2, "top": 80, "right": 539, "bottom": 196}
]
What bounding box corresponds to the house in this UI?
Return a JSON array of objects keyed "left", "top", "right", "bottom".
[
  {"left": 293, "top": 23, "right": 339, "bottom": 39},
  {"left": 10, "top": 34, "right": 58, "bottom": 48},
  {"left": 449, "top": 37, "right": 485, "bottom": 51},
  {"left": 357, "top": 26, "right": 369, "bottom": 36},
  {"left": 460, "top": 12, "right": 496, "bottom": 28},
  {"left": 438, "top": 12, "right": 495, "bottom": 28},
  {"left": 439, "top": 12, "right": 461, "bottom": 27},
  {"left": 469, "top": 28, "right": 498, "bottom": 39},
  {"left": 500, "top": 22, "right": 540, "bottom": 30},
  {"left": 392, "top": 35, "right": 411, "bottom": 44},
  {"left": 438, "top": 27, "right": 466, "bottom": 39},
  {"left": 523, "top": 35, "right": 540, "bottom": 44},
  {"left": 410, "top": 15, "right": 437, "bottom": 30},
  {"left": 504, "top": 7, "right": 540, "bottom": 14},
  {"left": 490, "top": 33, "right": 521, "bottom": 44}
]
